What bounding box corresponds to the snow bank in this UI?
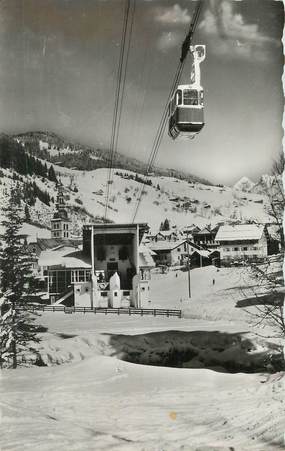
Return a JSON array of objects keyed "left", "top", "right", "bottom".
[
  {"left": 34, "top": 328, "right": 283, "bottom": 374},
  {"left": 1, "top": 344, "right": 284, "bottom": 451}
]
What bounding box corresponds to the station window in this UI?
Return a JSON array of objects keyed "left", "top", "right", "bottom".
[{"left": 79, "top": 271, "right": 85, "bottom": 282}]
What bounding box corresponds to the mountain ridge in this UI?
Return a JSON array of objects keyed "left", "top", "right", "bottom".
[{"left": 12, "top": 130, "right": 213, "bottom": 186}]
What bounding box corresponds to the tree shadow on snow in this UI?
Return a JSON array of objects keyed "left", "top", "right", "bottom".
[
  {"left": 104, "top": 330, "right": 284, "bottom": 374},
  {"left": 236, "top": 292, "right": 283, "bottom": 308}
]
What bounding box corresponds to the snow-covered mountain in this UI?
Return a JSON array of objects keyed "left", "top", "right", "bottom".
[
  {"left": 29, "top": 159, "right": 270, "bottom": 231},
  {"left": 0, "top": 132, "right": 274, "bottom": 237},
  {"left": 233, "top": 176, "right": 256, "bottom": 192},
  {"left": 13, "top": 131, "right": 212, "bottom": 185},
  {"left": 253, "top": 174, "right": 277, "bottom": 194}
]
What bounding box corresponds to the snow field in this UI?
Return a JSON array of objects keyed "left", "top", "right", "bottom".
[
  {"left": 50, "top": 167, "right": 269, "bottom": 230},
  {"left": 1, "top": 248, "right": 284, "bottom": 450},
  {"left": 1, "top": 349, "right": 284, "bottom": 450}
]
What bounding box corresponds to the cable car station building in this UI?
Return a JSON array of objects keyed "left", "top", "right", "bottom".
[
  {"left": 36, "top": 182, "right": 153, "bottom": 307},
  {"left": 42, "top": 223, "right": 153, "bottom": 308},
  {"left": 36, "top": 183, "right": 154, "bottom": 308},
  {"left": 80, "top": 223, "right": 151, "bottom": 308}
]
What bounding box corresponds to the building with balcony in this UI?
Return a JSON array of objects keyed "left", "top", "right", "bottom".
[{"left": 215, "top": 224, "right": 268, "bottom": 264}]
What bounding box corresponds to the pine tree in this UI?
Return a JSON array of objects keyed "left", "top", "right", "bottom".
[
  {"left": 163, "top": 219, "right": 170, "bottom": 231},
  {"left": 24, "top": 204, "right": 31, "bottom": 222},
  {"left": 0, "top": 185, "right": 39, "bottom": 368},
  {"left": 48, "top": 165, "right": 57, "bottom": 183}
]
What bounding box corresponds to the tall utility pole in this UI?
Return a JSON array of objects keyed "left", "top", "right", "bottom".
[{"left": 186, "top": 232, "right": 191, "bottom": 298}]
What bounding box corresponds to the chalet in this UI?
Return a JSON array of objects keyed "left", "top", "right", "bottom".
[
  {"left": 181, "top": 224, "right": 200, "bottom": 237},
  {"left": 150, "top": 240, "right": 200, "bottom": 266},
  {"left": 190, "top": 249, "right": 220, "bottom": 268},
  {"left": 215, "top": 224, "right": 268, "bottom": 264},
  {"left": 192, "top": 226, "right": 219, "bottom": 249},
  {"left": 151, "top": 230, "right": 178, "bottom": 242}
]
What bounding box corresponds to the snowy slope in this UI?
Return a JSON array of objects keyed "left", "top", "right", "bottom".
[
  {"left": 2, "top": 353, "right": 284, "bottom": 451},
  {"left": 1, "top": 256, "right": 284, "bottom": 451},
  {"left": 52, "top": 166, "right": 270, "bottom": 231},
  {"left": 0, "top": 135, "right": 273, "bottom": 233},
  {"left": 0, "top": 163, "right": 271, "bottom": 235},
  {"left": 0, "top": 168, "right": 98, "bottom": 240}
]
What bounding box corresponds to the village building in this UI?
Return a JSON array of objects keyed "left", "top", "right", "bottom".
[
  {"left": 215, "top": 224, "right": 269, "bottom": 264},
  {"left": 150, "top": 239, "right": 201, "bottom": 267},
  {"left": 190, "top": 249, "right": 220, "bottom": 268},
  {"left": 38, "top": 245, "right": 91, "bottom": 305},
  {"left": 151, "top": 230, "right": 179, "bottom": 242},
  {"left": 27, "top": 238, "right": 81, "bottom": 275},
  {"left": 192, "top": 226, "right": 219, "bottom": 249},
  {"left": 181, "top": 224, "right": 200, "bottom": 237}
]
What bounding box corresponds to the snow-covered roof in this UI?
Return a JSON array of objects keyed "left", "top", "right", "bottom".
[
  {"left": 29, "top": 238, "right": 81, "bottom": 256},
  {"left": 139, "top": 244, "right": 156, "bottom": 268},
  {"left": 139, "top": 253, "right": 155, "bottom": 268},
  {"left": 215, "top": 224, "right": 264, "bottom": 242},
  {"left": 150, "top": 240, "right": 186, "bottom": 252},
  {"left": 192, "top": 249, "right": 210, "bottom": 258},
  {"left": 156, "top": 230, "right": 177, "bottom": 237},
  {"left": 195, "top": 227, "right": 211, "bottom": 235},
  {"left": 39, "top": 249, "right": 91, "bottom": 269}
]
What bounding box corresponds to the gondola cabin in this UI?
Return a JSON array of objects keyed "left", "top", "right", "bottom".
[{"left": 168, "top": 85, "right": 204, "bottom": 140}]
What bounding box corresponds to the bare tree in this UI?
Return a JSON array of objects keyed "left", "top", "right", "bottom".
[
  {"left": 262, "top": 152, "right": 284, "bottom": 249},
  {"left": 239, "top": 153, "right": 284, "bottom": 336},
  {"left": 239, "top": 256, "right": 285, "bottom": 337}
]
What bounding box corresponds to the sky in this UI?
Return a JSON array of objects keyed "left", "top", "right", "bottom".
[{"left": 0, "top": 0, "right": 283, "bottom": 184}]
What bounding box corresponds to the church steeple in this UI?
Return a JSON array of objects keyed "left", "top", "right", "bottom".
[{"left": 51, "top": 182, "right": 71, "bottom": 240}]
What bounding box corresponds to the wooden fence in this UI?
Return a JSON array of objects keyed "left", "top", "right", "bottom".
[{"left": 20, "top": 304, "right": 182, "bottom": 318}]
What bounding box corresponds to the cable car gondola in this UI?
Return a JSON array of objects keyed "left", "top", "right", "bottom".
[{"left": 169, "top": 45, "right": 206, "bottom": 140}]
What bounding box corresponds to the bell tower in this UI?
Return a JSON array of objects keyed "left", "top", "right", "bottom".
[{"left": 51, "top": 182, "right": 71, "bottom": 240}]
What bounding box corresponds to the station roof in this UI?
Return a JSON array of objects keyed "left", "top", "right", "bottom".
[
  {"left": 83, "top": 223, "right": 149, "bottom": 243},
  {"left": 40, "top": 249, "right": 91, "bottom": 269}
]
